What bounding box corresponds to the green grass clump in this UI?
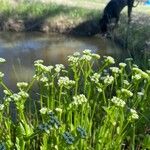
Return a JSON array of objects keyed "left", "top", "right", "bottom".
[
  {"left": 0, "top": 0, "right": 99, "bottom": 21},
  {"left": 0, "top": 50, "right": 150, "bottom": 149},
  {"left": 114, "top": 12, "right": 150, "bottom": 69}
]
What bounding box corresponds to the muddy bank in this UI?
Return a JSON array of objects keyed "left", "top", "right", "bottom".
[{"left": 0, "top": 16, "right": 101, "bottom": 36}]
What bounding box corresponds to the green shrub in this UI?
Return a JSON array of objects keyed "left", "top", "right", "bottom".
[{"left": 0, "top": 50, "right": 150, "bottom": 149}]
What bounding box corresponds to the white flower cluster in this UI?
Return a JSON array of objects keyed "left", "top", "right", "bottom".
[
  {"left": 83, "top": 49, "right": 92, "bottom": 55},
  {"left": 34, "top": 60, "right": 54, "bottom": 74},
  {"left": 121, "top": 88, "right": 133, "bottom": 97},
  {"left": 0, "top": 104, "right": 4, "bottom": 111},
  {"left": 132, "top": 68, "right": 149, "bottom": 80},
  {"left": 104, "top": 56, "right": 115, "bottom": 64},
  {"left": 68, "top": 50, "right": 100, "bottom": 66},
  {"left": 0, "top": 72, "right": 4, "bottom": 79},
  {"left": 70, "top": 94, "right": 88, "bottom": 107},
  {"left": 81, "top": 49, "right": 100, "bottom": 61},
  {"left": 129, "top": 109, "right": 139, "bottom": 120},
  {"left": 40, "top": 65, "right": 54, "bottom": 73},
  {"left": 137, "top": 92, "right": 144, "bottom": 97},
  {"left": 125, "top": 58, "right": 133, "bottom": 62},
  {"left": 146, "top": 70, "right": 150, "bottom": 74},
  {"left": 80, "top": 55, "right": 92, "bottom": 61},
  {"left": 97, "top": 87, "right": 103, "bottom": 93},
  {"left": 55, "top": 64, "right": 65, "bottom": 73},
  {"left": 91, "top": 53, "right": 100, "bottom": 59},
  {"left": 73, "top": 52, "right": 80, "bottom": 56},
  {"left": 0, "top": 58, "right": 6, "bottom": 63},
  {"left": 11, "top": 91, "right": 29, "bottom": 102},
  {"left": 17, "top": 82, "right": 28, "bottom": 90},
  {"left": 55, "top": 108, "right": 63, "bottom": 113},
  {"left": 104, "top": 75, "right": 114, "bottom": 85},
  {"left": 40, "top": 76, "right": 48, "bottom": 83},
  {"left": 90, "top": 73, "right": 100, "bottom": 84},
  {"left": 34, "top": 60, "right": 44, "bottom": 64},
  {"left": 68, "top": 55, "right": 79, "bottom": 66},
  {"left": 132, "top": 74, "right": 141, "bottom": 81},
  {"left": 3, "top": 90, "right": 11, "bottom": 96},
  {"left": 58, "top": 76, "right": 75, "bottom": 87},
  {"left": 111, "top": 96, "right": 126, "bottom": 107},
  {"left": 123, "top": 80, "right": 130, "bottom": 86},
  {"left": 40, "top": 107, "right": 48, "bottom": 115},
  {"left": 119, "top": 63, "right": 127, "bottom": 68},
  {"left": 110, "top": 67, "right": 120, "bottom": 74}
]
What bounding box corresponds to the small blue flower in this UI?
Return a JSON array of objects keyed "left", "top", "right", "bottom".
[
  {"left": 62, "top": 132, "right": 75, "bottom": 145},
  {"left": 0, "top": 142, "right": 6, "bottom": 150},
  {"left": 77, "top": 126, "right": 87, "bottom": 139}
]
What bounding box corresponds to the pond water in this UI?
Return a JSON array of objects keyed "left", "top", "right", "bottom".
[{"left": 0, "top": 32, "right": 126, "bottom": 90}]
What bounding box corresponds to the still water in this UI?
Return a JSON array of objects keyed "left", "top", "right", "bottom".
[{"left": 0, "top": 32, "right": 125, "bottom": 90}]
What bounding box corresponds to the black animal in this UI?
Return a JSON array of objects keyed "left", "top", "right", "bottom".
[{"left": 99, "top": 0, "right": 138, "bottom": 34}]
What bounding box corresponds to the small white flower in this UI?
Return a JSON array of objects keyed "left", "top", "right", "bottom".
[
  {"left": 73, "top": 52, "right": 80, "bottom": 56},
  {"left": 91, "top": 53, "right": 100, "bottom": 59},
  {"left": 18, "top": 91, "right": 29, "bottom": 99},
  {"left": 90, "top": 73, "right": 100, "bottom": 83},
  {"left": 11, "top": 94, "right": 21, "bottom": 101},
  {"left": 119, "top": 63, "right": 127, "bottom": 68},
  {"left": 123, "top": 80, "right": 130, "bottom": 86},
  {"left": 40, "top": 107, "right": 48, "bottom": 114},
  {"left": 146, "top": 70, "right": 150, "bottom": 74},
  {"left": 40, "top": 76, "right": 48, "bottom": 83},
  {"left": 0, "top": 104, "right": 4, "bottom": 111},
  {"left": 132, "top": 68, "right": 149, "bottom": 79},
  {"left": 121, "top": 88, "right": 133, "bottom": 97},
  {"left": 3, "top": 90, "right": 11, "bottom": 96},
  {"left": 41, "top": 65, "right": 54, "bottom": 73},
  {"left": 83, "top": 49, "right": 92, "bottom": 55},
  {"left": 125, "top": 58, "right": 133, "bottom": 62},
  {"left": 104, "top": 75, "right": 114, "bottom": 85},
  {"left": 110, "top": 67, "right": 120, "bottom": 74},
  {"left": 80, "top": 55, "right": 92, "bottom": 61},
  {"left": 58, "top": 76, "right": 75, "bottom": 87},
  {"left": 0, "top": 58, "right": 6, "bottom": 63},
  {"left": 111, "top": 96, "right": 126, "bottom": 107},
  {"left": 130, "top": 109, "right": 139, "bottom": 120},
  {"left": 17, "top": 82, "right": 28, "bottom": 90},
  {"left": 0, "top": 72, "right": 4, "bottom": 78},
  {"left": 104, "top": 56, "right": 115, "bottom": 64},
  {"left": 68, "top": 55, "right": 79, "bottom": 65},
  {"left": 132, "top": 74, "right": 141, "bottom": 81},
  {"left": 70, "top": 94, "right": 88, "bottom": 107},
  {"left": 55, "top": 108, "right": 63, "bottom": 113},
  {"left": 137, "top": 92, "right": 144, "bottom": 96},
  {"left": 55, "top": 64, "right": 65, "bottom": 73},
  {"left": 34, "top": 60, "right": 44, "bottom": 64},
  {"left": 97, "top": 87, "right": 102, "bottom": 93}
]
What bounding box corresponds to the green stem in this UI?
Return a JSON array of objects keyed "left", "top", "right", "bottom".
[
  {"left": 131, "top": 124, "right": 135, "bottom": 150},
  {"left": 0, "top": 81, "right": 12, "bottom": 94},
  {"left": 58, "top": 86, "right": 62, "bottom": 107}
]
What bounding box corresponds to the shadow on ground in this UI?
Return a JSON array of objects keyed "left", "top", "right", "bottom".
[{"left": 69, "top": 19, "right": 100, "bottom": 36}]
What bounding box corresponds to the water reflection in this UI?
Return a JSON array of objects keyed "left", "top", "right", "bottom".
[{"left": 0, "top": 32, "right": 123, "bottom": 90}]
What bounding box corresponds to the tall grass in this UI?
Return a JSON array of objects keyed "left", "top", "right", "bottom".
[
  {"left": 0, "top": 0, "right": 99, "bottom": 20},
  {"left": 114, "top": 12, "right": 150, "bottom": 69},
  {"left": 0, "top": 50, "right": 150, "bottom": 149}
]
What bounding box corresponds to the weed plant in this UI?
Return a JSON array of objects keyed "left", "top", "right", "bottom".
[{"left": 0, "top": 50, "right": 150, "bottom": 149}]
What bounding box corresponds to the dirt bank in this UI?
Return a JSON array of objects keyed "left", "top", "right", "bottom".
[{"left": 0, "top": 16, "right": 77, "bottom": 33}]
